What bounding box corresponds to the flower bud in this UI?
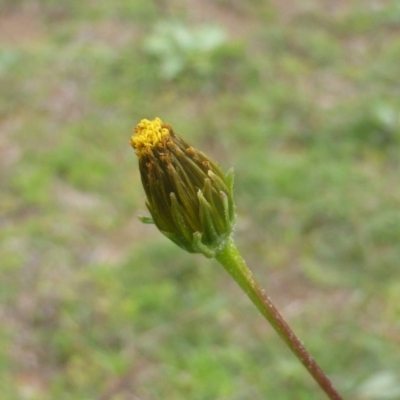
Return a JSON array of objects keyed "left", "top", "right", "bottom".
[{"left": 130, "top": 117, "right": 235, "bottom": 258}]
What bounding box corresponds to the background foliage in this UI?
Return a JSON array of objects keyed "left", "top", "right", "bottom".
[{"left": 1, "top": 1, "right": 400, "bottom": 399}]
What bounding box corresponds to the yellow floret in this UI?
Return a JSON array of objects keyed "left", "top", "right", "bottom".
[{"left": 130, "top": 117, "right": 170, "bottom": 154}]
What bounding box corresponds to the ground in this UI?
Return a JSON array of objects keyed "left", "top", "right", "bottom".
[{"left": 1, "top": 1, "right": 400, "bottom": 399}]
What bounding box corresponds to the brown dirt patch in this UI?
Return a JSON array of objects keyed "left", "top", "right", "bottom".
[{"left": 0, "top": 6, "right": 45, "bottom": 47}]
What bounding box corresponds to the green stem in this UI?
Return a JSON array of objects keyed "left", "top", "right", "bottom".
[{"left": 215, "top": 237, "right": 343, "bottom": 400}]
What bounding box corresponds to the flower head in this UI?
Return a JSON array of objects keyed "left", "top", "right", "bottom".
[{"left": 130, "top": 117, "right": 235, "bottom": 258}]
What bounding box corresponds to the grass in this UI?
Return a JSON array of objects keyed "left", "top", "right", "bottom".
[{"left": 1, "top": 1, "right": 400, "bottom": 399}]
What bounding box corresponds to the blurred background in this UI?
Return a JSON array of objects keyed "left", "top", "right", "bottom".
[{"left": 1, "top": 1, "right": 400, "bottom": 399}]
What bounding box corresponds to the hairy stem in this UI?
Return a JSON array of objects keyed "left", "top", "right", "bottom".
[{"left": 215, "top": 237, "right": 343, "bottom": 400}]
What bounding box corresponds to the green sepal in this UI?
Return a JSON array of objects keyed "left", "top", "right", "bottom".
[
  {"left": 192, "top": 232, "right": 216, "bottom": 258},
  {"left": 224, "top": 168, "right": 236, "bottom": 224},
  {"left": 219, "top": 191, "right": 232, "bottom": 229},
  {"left": 170, "top": 192, "right": 194, "bottom": 245},
  {"left": 198, "top": 189, "right": 219, "bottom": 244},
  {"left": 207, "top": 170, "right": 227, "bottom": 191},
  {"left": 139, "top": 216, "right": 154, "bottom": 224},
  {"left": 225, "top": 168, "right": 235, "bottom": 194}
]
